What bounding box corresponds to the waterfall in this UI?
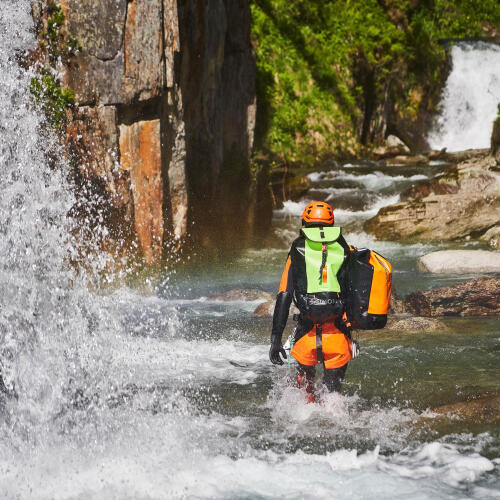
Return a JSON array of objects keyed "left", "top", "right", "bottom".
[
  {"left": 0, "top": 0, "right": 121, "bottom": 445},
  {"left": 428, "top": 41, "right": 500, "bottom": 152}
]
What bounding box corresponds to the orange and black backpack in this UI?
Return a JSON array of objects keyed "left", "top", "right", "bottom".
[{"left": 346, "top": 248, "right": 392, "bottom": 330}]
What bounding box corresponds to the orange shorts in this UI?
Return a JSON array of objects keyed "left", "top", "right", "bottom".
[{"left": 291, "top": 322, "right": 352, "bottom": 369}]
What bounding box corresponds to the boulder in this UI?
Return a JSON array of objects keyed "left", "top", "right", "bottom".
[
  {"left": 385, "top": 154, "right": 429, "bottom": 166},
  {"left": 373, "top": 135, "right": 410, "bottom": 159},
  {"left": 440, "top": 148, "right": 490, "bottom": 164},
  {"left": 403, "top": 277, "right": 500, "bottom": 316},
  {"left": 428, "top": 148, "right": 447, "bottom": 160},
  {"left": 480, "top": 226, "right": 500, "bottom": 250},
  {"left": 431, "top": 392, "right": 500, "bottom": 422},
  {"left": 253, "top": 299, "right": 300, "bottom": 317},
  {"left": 389, "top": 295, "right": 404, "bottom": 314},
  {"left": 254, "top": 301, "right": 274, "bottom": 317},
  {"left": 416, "top": 250, "right": 500, "bottom": 274},
  {"left": 209, "top": 289, "right": 273, "bottom": 302},
  {"left": 400, "top": 173, "right": 459, "bottom": 201},
  {"left": 364, "top": 154, "right": 500, "bottom": 242},
  {"left": 386, "top": 134, "right": 410, "bottom": 152},
  {"left": 384, "top": 316, "right": 447, "bottom": 332}
]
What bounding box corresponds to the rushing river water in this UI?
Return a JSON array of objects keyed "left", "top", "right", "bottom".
[{"left": 1, "top": 2, "right": 499, "bottom": 499}]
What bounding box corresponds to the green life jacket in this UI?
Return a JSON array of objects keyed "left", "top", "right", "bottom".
[{"left": 301, "top": 226, "right": 345, "bottom": 294}]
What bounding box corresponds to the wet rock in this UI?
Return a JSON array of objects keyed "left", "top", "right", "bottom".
[
  {"left": 178, "top": 0, "right": 259, "bottom": 248},
  {"left": 416, "top": 250, "right": 500, "bottom": 274},
  {"left": 400, "top": 172, "right": 459, "bottom": 201},
  {"left": 386, "top": 134, "right": 410, "bottom": 152},
  {"left": 491, "top": 113, "right": 500, "bottom": 165},
  {"left": 66, "top": 105, "right": 132, "bottom": 212},
  {"left": 46, "top": 0, "right": 260, "bottom": 262},
  {"left": 123, "top": 0, "right": 165, "bottom": 102},
  {"left": 119, "top": 120, "right": 163, "bottom": 265},
  {"left": 364, "top": 154, "right": 500, "bottom": 242},
  {"left": 428, "top": 148, "right": 447, "bottom": 160},
  {"left": 373, "top": 134, "right": 410, "bottom": 159},
  {"left": 385, "top": 154, "right": 429, "bottom": 166},
  {"left": 384, "top": 316, "right": 447, "bottom": 332},
  {"left": 254, "top": 301, "right": 275, "bottom": 317},
  {"left": 209, "top": 289, "right": 273, "bottom": 302},
  {"left": 431, "top": 392, "right": 500, "bottom": 422},
  {"left": 480, "top": 226, "right": 500, "bottom": 250},
  {"left": 62, "top": 0, "right": 164, "bottom": 105},
  {"left": 403, "top": 278, "right": 500, "bottom": 317},
  {"left": 389, "top": 295, "right": 405, "bottom": 314},
  {"left": 440, "top": 148, "right": 491, "bottom": 164},
  {"left": 253, "top": 299, "right": 300, "bottom": 318}
]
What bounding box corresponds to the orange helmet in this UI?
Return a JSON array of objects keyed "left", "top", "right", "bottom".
[{"left": 301, "top": 201, "right": 334, "bottom": 226}]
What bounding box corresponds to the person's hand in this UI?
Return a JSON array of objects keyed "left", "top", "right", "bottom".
[{"left": 269, "top": 340, "right": 287, "bottom": 365}]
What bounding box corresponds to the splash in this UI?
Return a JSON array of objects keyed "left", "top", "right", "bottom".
[
  {"left": 0, "top": 0, "right": 135, "bottom": 447},
  {"left": 428, "top": 42, "right": 500, "bottom": 151}
]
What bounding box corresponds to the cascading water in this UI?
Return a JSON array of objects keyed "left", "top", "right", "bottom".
[
  {"left": 0, "top": 0, "right": 127, "bottom": 449},
  {"left": 428, "top": 41, "right": 500, "bottom": 151},
  {"left": 1, "top": 3, "right": 499, "bottom": 498}
]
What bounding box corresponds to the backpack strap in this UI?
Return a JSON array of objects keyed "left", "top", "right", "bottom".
[{"left": 319, "top": 243, "right": 328, "bottom": 284}]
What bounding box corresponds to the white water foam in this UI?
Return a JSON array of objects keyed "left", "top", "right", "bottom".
[
  {"left": 308, "top": 170, "right": 428, "bottom": 190},
  {"left": 428, "top": 42, "right": 500, "bottom": 151},
  {"left": 274, "top": 194, "right": 400, "bottom": 221}
]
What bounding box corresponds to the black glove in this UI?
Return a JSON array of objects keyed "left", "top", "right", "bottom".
[{"left": 269, "top": 335, "right": 287, "bottom": 365}]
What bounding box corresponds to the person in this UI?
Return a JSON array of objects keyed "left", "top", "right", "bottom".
[{"left": 269, "top": 201, "right": 354, "bottom": 402}]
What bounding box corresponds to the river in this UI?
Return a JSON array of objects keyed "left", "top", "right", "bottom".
[{"left": 0, "top": 2, "right": 499, "bottom": 499}]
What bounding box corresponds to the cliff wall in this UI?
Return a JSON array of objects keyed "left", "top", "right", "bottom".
[{"left": 35, "top": 0, "right": 259, "bottom": 265}]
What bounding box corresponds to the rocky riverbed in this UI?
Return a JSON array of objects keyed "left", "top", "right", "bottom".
[{"left": 364, "top": 150, "right": 500, "bottom": 243}]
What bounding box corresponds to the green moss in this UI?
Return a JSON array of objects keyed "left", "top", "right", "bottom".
[
  {"left": 251, "top": 0, "right": 500, "bottom": 164},
  {"left": 30, "top": 68, "right": 75, "bottom": 128},
  {"left": 30, "top": 2, "right": 80, "bottom": 128}
]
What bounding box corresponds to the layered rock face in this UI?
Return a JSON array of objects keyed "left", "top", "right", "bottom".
[
  {"left": 54, "top": 0, "right": 257, "bottom": 264},
  {"left": 364, "top": 152, "right": 500, "bottom": 242}
]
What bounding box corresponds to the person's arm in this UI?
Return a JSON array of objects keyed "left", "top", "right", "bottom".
[{"left": 269, "top": 255, "right": 293, "bottom": 365}]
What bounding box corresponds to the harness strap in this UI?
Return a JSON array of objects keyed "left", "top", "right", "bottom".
[{"left": 316, "top": 324, "right": 324, "bottom": 363}]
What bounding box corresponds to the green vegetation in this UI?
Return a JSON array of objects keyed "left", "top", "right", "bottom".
[
  {"left": 30, "top": 68, "right": 75, "bottom": 128},
  {"left": 30, "top": 2, "right": 79, "bottom": 128},
  {"left": 251, "top": 0, "right": 500, "bottom": 164}
]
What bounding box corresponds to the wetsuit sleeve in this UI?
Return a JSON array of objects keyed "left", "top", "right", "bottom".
[{"left": 271, "top": 255, "right": 293, "bottom": 342}]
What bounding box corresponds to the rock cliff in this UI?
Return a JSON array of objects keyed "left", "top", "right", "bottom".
[
  {"left": 364, "top": 151, "right": 500, "bottom": 242},
  {"left": 36, "top": 0, "right": 260, "bottom": 264}
]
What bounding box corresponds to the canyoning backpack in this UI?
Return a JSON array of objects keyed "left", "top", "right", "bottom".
[
  {"left": 290, "top": 226, "right": 348, "bottom": 323},
  {"left": 345, "top": 248, "right": 392, "bottom": 330}
]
